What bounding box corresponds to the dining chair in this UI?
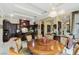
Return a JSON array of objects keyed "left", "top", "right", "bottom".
[
  {"left": 8, "top": 47, "right": 21, "bottom": 55},
  {"left": 26, "top": 35, "right": 32, "bottom": 42},
  {"left": 60, "top": 37, "right": 68, "bottom": 47},
  {"left": 73, "top": 43, "right": 79, "bottom": 55}
]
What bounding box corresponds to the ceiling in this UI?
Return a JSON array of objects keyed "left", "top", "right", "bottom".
[{"left": 0, "top": 3, "right": 79, "bottom": 21}]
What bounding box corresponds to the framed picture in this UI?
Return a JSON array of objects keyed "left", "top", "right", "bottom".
[{"left": 62, "top": 15, "right": 71, "bottom": 32}]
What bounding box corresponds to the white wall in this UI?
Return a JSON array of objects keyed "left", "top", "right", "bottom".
[{"left": 0, "top": 17, "right": 4, "bottom": 54}]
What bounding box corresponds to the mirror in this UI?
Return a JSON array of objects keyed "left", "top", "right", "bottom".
[
  {"left": 72, "top": 11, "right": 79, "bottom": 39},
  {"left": 47, "top": 25, "right": 51, "bottom": 33}
]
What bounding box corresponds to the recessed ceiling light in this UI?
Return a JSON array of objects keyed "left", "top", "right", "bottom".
[
  {"left": 52, "top": 7, "right": 56, "bottom": 10},
  {"left": 10, "top": 14, "right": 14, "bottom": 17},
  {"left": 59, "top": 9, "right": 65, "bottom": 15}
]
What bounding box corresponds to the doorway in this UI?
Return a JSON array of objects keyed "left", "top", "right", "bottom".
[{"left": 41, "top": 23, "right": 44, "bottom": 37}]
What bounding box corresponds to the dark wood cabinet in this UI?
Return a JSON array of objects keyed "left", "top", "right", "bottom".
[
  {"left": 3, "top": 19, "right": 34, "bottom": 42},
  {"left": 3, "top": 20, "right": 11, "bottom": 42},
  {"left": 19, "top": 19, "right": 30, "bottom": 28},
  {"left": 3, "top": 20, "right": 17, "bottom": 42},
  {"left": 19, "top": 19, "right": 30, "bottom": 41}
]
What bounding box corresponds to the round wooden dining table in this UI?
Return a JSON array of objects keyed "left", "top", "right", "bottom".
[{"left": 28, "top": 38, "right": 64, "bottom": 55}]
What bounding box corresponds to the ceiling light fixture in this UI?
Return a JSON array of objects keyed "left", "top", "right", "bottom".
[
  {"left": 49, "top": 9, "right": 65, "bottom": 18},
  {"left": 49, "top": 11, "right": 57, "bottom": 17}
]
